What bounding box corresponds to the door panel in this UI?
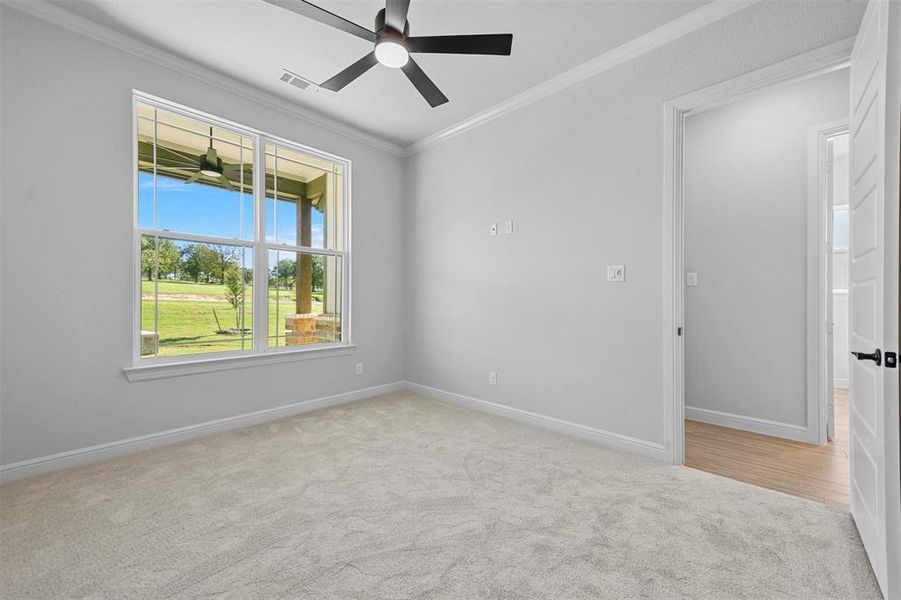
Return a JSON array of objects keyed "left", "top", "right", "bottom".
[
  {"left": 848, "top": 0, "right": 888, "bottom": 592},
  {"left": 853, "top": 96, "right": 878, "bottom": 177},
  {"left": 853, "top": 187, "right": 878, "bottom": 256},
  {"left": 852, "top": 360, "right": 877, "bottom": 438},
  {"left": 851, "top": 279, "right": 876, "bottom": 340}
]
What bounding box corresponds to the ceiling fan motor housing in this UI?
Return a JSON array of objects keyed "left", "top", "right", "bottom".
[
  {"left": 374, "top": 8, "right": 410, "bottom": 68},
  {"left": 200, "top": 148, "right": 223, "bottom": 176}
]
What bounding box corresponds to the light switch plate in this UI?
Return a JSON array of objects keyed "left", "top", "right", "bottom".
[
  {"left": 504, "top": 220, "right": 513, "bottom": 234},
  {"left": 607, "top": 265, "right": 625, "bottom": 282},
  {"left": 488, "top": 371, "right": 497, "bottom": 386},
  {"left": 686, "top": 272, "right": 698, "bottom": 287},
  {"left": 490, "top": 223, "right": 497, "bottom": 236}
]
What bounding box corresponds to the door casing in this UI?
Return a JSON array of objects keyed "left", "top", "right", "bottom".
[
  {"left": 810, "top": 122, "right": 851, "bottom": 444},
  {"left": 662, "top": 38, "right": 854, "bottom": 464}
]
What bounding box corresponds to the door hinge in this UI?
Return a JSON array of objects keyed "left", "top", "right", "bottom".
[
  {"left": 885, "top": 352, "right": 897, "bottom": 368},
  {"left": 677, "top": 326, "right": 683, "bottom": 336}
]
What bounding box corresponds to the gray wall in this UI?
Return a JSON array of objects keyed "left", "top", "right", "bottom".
[
  {"left": 0, "top": 9, "right": 406, "bottom": 465},
  {"left": 404, "top": 2, "right": 863, "bottom": 447},
  {"left": 683, "top": 68, "right": 849, "bottom": 427},
  {"left": 0, "top": 1, "right": 868, "bottom": 466}
]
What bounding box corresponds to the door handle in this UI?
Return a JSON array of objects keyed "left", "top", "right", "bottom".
[{"left": 851, "top": 349, "right": 882, "bottom": 366}]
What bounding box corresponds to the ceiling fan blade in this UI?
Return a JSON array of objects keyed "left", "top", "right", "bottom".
[
  {"left": 222, "top": 163, "right": 250, "bottom": 178},
  {"left": 401, "top": 58, "right": 448, "bottom": 107},
  {"left": 153, "top": 145, "right": 204, "bottom": 165},
  {"left": 185, "top": 172, "right": 203, "bottom": 184},
  {"left": 321, "top": 52, "right": 379, "bottom": 91},
  {"left": 158, "top": 162, "right": 202, "bottom": 171},
  {"left": 407, "top": 33, "right": 513, "bottom": 55},
  {"left": 218, "top": 175, "right": 236, "bottom": 191},
  {"left": 261, "top": 0, "right": 376, "bottom": 42},
  {"left": 140, "top": 154, "right": 199, "bottom": 170},
  {"left": 384, "top": 0, "right": 410, "bottom": 31}
]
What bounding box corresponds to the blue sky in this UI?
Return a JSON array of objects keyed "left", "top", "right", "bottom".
[{"left": 139, "top": 172, "right": 324, "bottom": 247}]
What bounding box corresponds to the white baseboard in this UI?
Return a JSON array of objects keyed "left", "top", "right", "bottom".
[
  {"left": 684, "top": 405, "right": 812, "bottom": 443},
  {"left": 834, "top": 378, "right": 849, "bottom": 390},
  {"left": 406, "top": 382, "right": 668, "bottom": 461},
  {"left": 0, "top": 381, "right": 405, "bottom": 484}
]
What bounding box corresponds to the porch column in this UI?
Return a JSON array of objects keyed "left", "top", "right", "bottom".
[{"left": 295, "top": 197, "right": 312, "bottom": 314}]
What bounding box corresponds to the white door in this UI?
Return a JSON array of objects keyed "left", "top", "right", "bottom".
[{"left": 848, "top": 0, "right": 890, "bottom": 592}]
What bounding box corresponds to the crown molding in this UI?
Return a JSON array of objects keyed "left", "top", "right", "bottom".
[
  {"left": 1, "top": 0, "right": 760, "bottom": 158},
  {"left": 404, "top": 0, "right": 759, "bottom": 156},
  {"left": 0, "top": 0, "right": 406, "bottom": 157}
]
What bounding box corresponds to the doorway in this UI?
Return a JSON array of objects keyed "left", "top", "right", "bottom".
[
  {"left": 664, "top": 5, "right": 900, "bottom": 593},
  {"left": 675, "top": 68, "right": 851, "bottom": 507},
  {"left": 826, "top": 132, "right": 851, "bottom": 445}
]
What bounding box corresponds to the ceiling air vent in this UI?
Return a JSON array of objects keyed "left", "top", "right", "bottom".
[{"left": 280, "top": 69, "right": 318, "bottom": 92}]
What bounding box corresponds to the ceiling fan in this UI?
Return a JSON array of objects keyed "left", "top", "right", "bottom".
[
  {"left": 184, "top": 127, "right": 236, "bottom": 190},
  {"left": 263, "top": 0, "right": 513, "bottom": 107}
]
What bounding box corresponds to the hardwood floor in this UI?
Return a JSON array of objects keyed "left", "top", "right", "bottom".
[{"left": 685, "top": 390, "right": 849, "bottom": 509}]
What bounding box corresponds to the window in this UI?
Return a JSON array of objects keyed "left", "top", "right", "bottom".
[
  {"left": 832, "top": 205, "right": 849, "bottom": 292},
  {"left": 830, "top": 133, "right": 850, "bottom": 293},
  {"left": 832, "top": 207, "right": 849, "bottom": 251},
  {"left": 135, "top": 95, "right": 349, "bottom": 363}
]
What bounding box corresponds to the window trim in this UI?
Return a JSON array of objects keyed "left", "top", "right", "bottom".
[{"left": 129, "top": 91, "right": 352, "bottom": 373}]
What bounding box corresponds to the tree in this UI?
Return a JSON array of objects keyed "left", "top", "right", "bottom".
[
  {"left": 158, "top": 239, "right": 181, "bottom": 279},
  {"left": 192, "top": 245, "right": 223, "bottom": 284},
  {"left": 271, "top": 258, "right": 296, "bottom": 289},
  {"left": 223, "top": 260, "right": 245, "bottom": 330},
  {"left": 141, "top": 237, "right": 181, "bottom": 281},
  {"left": 311, "top": 255, "right": 324, "bottom": 292},
  {"left": 141, "top": 237, "right": 155, "bottom": 281},
  {"left": 181, "top": 244, "right": 203, "bottom": 283},
  {"left": 210, "top": 245, "right": 235, "bottom": 283}
]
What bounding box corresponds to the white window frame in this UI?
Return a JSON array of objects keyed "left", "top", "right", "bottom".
[{"left": 126, "top": 91, "right": 352, "bottom": 380}]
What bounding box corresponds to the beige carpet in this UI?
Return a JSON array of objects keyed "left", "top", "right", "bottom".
[{"left": 0, "top": 390, "right": 881, "bottom": 599}]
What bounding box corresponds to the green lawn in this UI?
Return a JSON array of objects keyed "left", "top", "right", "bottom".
[
  {"left": 140, "top": 280, "right": 328, "bottom": 357},
  {"left": 140, "top": 279, "right": 322, "bottom": 302}
]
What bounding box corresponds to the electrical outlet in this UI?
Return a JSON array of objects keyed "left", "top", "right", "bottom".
[
  {"left": 504, "top": 219, "right": 513, "bottom": 234},
  {"left": 488, "top": 371, "right": 497, "bottom": 386},
  {"left": 355, "top": 362, "right": 364, "bottom": 375},
  {"left": 489, "top": 223, "right": 498, "bottom": 236},
  {"left": 686, "top": 272, "right": 698, "bottom": 287},
  {"left": 607, "top": 265, "right": 625, "bottom": 282}
]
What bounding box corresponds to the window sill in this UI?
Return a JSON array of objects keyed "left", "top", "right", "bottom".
[{"left": 123, "top": 345, "right": 356, "bottom": 382}]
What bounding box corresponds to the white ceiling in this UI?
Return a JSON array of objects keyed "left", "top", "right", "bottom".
[{"left": 51, "top": 0, "right": 711, "bottom": 146}]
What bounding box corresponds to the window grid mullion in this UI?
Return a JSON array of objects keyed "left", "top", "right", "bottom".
[
  {"left": 253, "top": 133, "right": 268, "bottom": 354},
  {"left": 137, "top": 228, "right": 252, "bottom": 248},
  {"left": 262, "top": 244, "right": 347, "bottom": 258}
]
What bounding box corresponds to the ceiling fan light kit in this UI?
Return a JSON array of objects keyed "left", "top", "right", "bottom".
[
  {"left": 263, "top": 0, "right": 513, "bottom": 107},
  {"left": 374, "top": 24, "right": 410, "bottom": 68}
]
